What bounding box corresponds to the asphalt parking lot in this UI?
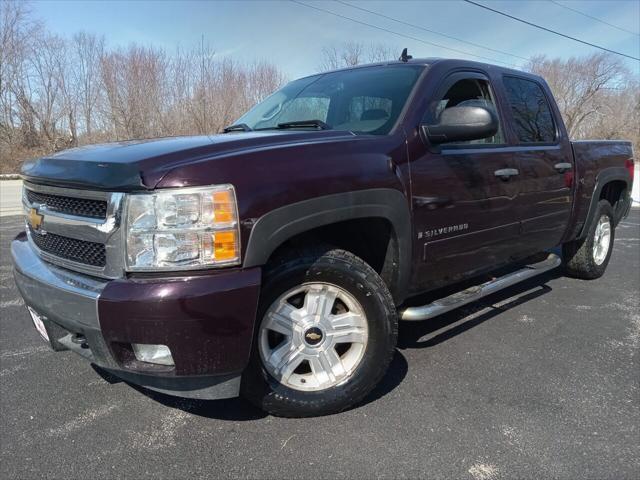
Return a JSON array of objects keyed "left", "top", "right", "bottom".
[{"left": 1, "top": 211, "right": 638, "bottom": 480}]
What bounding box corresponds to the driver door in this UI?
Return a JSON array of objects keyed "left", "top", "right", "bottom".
[{"left": 408, "top": 71, "right": 521, "bottom": 292}]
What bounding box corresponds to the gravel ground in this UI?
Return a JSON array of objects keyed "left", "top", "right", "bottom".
[{"left": 1, "top": 211, "right": 638, "bottom": 480}]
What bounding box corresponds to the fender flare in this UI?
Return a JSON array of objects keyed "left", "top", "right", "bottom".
[
  {"left": 578, "top": 167, "right": 632, "bottom": 239},
  {"left": 243, "top": 188, "right": 412, "bottom": 303}
]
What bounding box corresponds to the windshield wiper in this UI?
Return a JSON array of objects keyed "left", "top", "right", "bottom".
[
  {"left": 276, "top": 119, "right": 332, "bottom": 130},
  {"left": 223, "top": 123, "right": 252, "bottom": 133}
]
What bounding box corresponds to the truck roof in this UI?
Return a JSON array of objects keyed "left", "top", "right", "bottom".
[{"left": 308, "top": 57, "right": 545, "bottom": 84}]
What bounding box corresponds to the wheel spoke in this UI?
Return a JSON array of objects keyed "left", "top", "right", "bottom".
[
  {"left": 278, "top": 350, "right": 304, "bottom": 383},
  {"left": 329, "top": 312, "right": 366, "bottom": 329},
  {"left": 263, "top": 305, "right": 298, "bottom": 336},
  {"left": 280, "top": 302, "right": 303, "bottom": 322},
  {"left": 318, "top": 348, "right": 346, "bottom": 381},
  {"left": 318, "top": 288, "right": 338, "bottom": 318},
  {"left": 304, "top": 286, "right": 337, "bottom": 318},
  {"left": 268, "top": 339, "right": 294, "bottom": 369},
  {"left": 268, "top": 341, "right": 304, "bottom": 381},
  {"left": 309, "top": 356, "right": 331, "bottom": 386},
  {"left": 303, "top": 288, "right": 320, "bottom": 316},
  {"left": 329, "top": 326, "right": 367, "bottom": 344}
]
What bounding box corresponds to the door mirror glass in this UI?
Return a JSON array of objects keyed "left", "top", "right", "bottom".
[{"left": 422, "top": 105, "right": 499, "bottom": 144}]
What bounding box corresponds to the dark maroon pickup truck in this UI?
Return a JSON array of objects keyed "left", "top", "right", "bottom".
[{"left": 12, "top": 57, "right": 635, "bottom": 417}]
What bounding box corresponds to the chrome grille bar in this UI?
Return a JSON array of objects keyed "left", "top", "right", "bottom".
[
  {"left": 25, "top": 190, "right": 107, "bottom": 219},
  {"left": 22, "top": 181, "right": 125, "bottom": 279}
]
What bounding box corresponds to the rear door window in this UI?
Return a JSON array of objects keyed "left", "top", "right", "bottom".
[{"left": 503, "top": 76, "right": 556, "bottom": 143}]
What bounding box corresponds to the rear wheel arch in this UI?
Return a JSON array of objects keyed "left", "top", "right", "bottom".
[
  {"left": 243, "top": 189, "right": 412, "bottom": 304},
  {"left": 599, "top": 180, "right": 628, "bottom": 223},
  {"left": 579, "top": 167, "right": 631, "bottom": 238}
]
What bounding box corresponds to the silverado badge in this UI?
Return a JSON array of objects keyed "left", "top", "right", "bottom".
[{"left": 28, "top": 208, "right": 44, "bottom": 231}]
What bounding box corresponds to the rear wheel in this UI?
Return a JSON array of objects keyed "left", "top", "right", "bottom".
[
  {"left": 563, "top": 200, "right": 615, "bottom": 279},
  {"left": 241, "top": 247, "right": 397, "bottom": 417}
]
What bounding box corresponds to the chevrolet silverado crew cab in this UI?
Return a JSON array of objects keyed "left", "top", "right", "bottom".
[{"left": 12, "top": 56, "right": 635, "bottom": 417}]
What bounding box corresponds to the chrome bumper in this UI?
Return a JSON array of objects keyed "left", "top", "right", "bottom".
[
  {"left": 12, "top": 232, "right": 107, "bottom": 329},
  {"left": 11, "top": 234, "right": 120, "bottom": 369},
  {"left": 11, "top": 234, "right": 242, "bottom": 400}
]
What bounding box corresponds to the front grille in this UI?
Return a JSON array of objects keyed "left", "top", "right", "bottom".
[
  {"left": 26, "top": 190, "right": 107, "bottom": 219},
  {"left": 29, "top": 226, "right": 106, "bottom": 267}
]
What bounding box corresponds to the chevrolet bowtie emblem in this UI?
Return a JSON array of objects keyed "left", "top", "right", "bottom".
[
  {"left": 28, "top": 208, "right": 44, "bottom": 231},
  {"left": 306, "top": 332, "right": 322, "bottom": 341}
]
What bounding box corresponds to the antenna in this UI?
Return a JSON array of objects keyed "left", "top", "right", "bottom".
[{"left": 399, "top": 48, "right": 412, "bottom": 62}]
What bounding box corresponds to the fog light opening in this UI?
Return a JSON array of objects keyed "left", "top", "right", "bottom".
[{"left": 131, "top": 343, "right": 175, "bottom": 366}]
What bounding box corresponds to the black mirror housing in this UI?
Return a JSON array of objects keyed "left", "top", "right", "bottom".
[{"left": 422, "top": 106, "right": 499, "bottom": 144}]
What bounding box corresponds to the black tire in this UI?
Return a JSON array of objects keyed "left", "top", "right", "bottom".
[
  {"left": 563, "top": 200, "right": 615, "bottom": 280},
  {"left": 241, "top": 246, "right": 398, "bottom": 417}
]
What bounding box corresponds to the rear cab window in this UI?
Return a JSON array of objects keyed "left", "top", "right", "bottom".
[{"left": 502, "top": 76, "right": 557, "bottom": 144}]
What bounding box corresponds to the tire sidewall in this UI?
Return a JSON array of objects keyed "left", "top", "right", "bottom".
[{"left": 242, "top": 250, "right": 397, "bottom": 416}]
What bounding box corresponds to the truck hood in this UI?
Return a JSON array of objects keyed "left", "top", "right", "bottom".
[{"left": 22, "top": 130, "right": 355, "bottom": 191}]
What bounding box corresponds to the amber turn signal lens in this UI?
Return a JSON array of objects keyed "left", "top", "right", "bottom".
[
  {"left": 213, "top": 190, "right": 235, "bottom": 223},
  {"left": 214, "top": 230, "right": 239, "bottom": 261}
]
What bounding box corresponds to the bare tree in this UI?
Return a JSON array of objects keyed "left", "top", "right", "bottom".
[
  {"left": 100, "top": 44, "right": 169, "bottom": 139},
  {"left": 366, "top": 43, "right": 397, "bottom": 63},
  {"left": 527, "top": 53, "right": 639, "bottom": 154},
  {"left": 21, "top": 32, "right": 66, "bottom": 149},
  {"left": 247, "top": 60, "right": 287, "bottom": 106},
  {"left": 0, "top": 0, "right": 41, "bottom": 150},
  {"left": 319, "top": 46, "right": 342, "bottom": 72},
  {"left": 53, "top": 37, "right": 78, "bottom": 148},
  {"left": 527, "top": 53, "right": 629, "bottom": 137},
  {"left": 318, "top": 41, "right": 397, "bottom": 72},
  {"left": 72, "top": 32, "right": 104, "bottom": 140}
]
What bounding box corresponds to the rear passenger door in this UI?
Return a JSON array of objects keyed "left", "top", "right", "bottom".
[{"left": 501, "top": 76, "right": 574, "bottom": 252}]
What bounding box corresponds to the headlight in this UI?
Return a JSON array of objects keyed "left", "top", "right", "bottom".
[{"left": 124, "top": 185, "right": 240, "bottom": 271}]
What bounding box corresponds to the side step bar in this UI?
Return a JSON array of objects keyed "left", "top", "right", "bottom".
[{"left": 400, "top": 253, "right": 561, "bottom": 321}]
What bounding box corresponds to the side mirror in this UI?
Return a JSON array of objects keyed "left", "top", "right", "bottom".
[{"left": 422, "top": 106, "right": 499, "bottom": 144}]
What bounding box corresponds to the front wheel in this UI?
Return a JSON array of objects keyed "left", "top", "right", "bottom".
[
  {"left": 241, "top": 248, "right": 398, "bottom": 417},
  {"left": 563, "top": 199, "right": 615, "bottom": 279}
]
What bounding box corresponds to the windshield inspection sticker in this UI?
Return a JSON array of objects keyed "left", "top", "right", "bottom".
[{"left": 418, "top": 223, "right": 469, "bottom": 239}]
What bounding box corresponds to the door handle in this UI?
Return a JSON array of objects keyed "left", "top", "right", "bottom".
[
  {"left": 494, "top": 168, "right": 519, "bottom": 181},
  {"left": 554, "top": 162, "right": 572, "bottom": 173}
]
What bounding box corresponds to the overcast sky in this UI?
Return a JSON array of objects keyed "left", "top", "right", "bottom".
[{"left": 31, "top": 0, "right": 640, "bottom": 78}]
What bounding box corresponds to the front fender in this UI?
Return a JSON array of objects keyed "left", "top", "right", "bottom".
[{"left": 243, "top": 188, "right": 412, "bottom": 303}]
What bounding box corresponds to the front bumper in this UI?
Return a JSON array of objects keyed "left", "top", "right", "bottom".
[{"left": 11, "top": 232, "right": 261, "bottom": 400}]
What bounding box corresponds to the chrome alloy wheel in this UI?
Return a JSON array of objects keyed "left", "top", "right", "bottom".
[
  {"left": 258, "top": 283, "right": 369, "bottom": 392},
  {"left": 593, "top": 214, "right": 612, "bottom": 265}
]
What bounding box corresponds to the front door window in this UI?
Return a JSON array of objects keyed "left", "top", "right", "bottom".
[{"left": 427, "top": 78, "right": 504, "bottom": 146}]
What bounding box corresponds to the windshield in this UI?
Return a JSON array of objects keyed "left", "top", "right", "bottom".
[{"left": 235, "top": 65, "right": 424, "bottom": 135}]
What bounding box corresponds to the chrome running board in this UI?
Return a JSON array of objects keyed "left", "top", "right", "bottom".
[{"left": 400, "top": 253, "right": 561, "bottom": 321}]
